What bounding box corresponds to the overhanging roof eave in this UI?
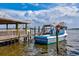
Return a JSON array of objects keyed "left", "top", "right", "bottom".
[{"left": 0, "top": 18, "right": 31, "bottom": 24}]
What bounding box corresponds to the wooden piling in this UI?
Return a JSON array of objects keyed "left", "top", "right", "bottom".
[
  {"left": 25, "top": 27, "right": 32, "bottom": 44},
  {"left": 34, "top": 27, "right": 36, "bottom": 36},
  {"left": 56, "top": 28, "right": 59, "bottom": 55},
  {"left": 38, "top": 26, "right": 40, "bottom": 35},
  {"left": 28, "top": 31, "right": 30, "bottom": 43},
  {"left": 24, "top": 24, "right": 28, "bottom": 43},
  {"left": 30, "top": 28, "right": 32, "bottom": 39}
]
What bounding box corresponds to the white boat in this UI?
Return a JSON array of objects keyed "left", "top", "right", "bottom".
[{"left": 34, "top": 25, "right": 68, "bottom": 44}]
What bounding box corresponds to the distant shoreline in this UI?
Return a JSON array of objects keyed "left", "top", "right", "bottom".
[{"left": 68, "top": 28, "right": 79, "bottom": 30}]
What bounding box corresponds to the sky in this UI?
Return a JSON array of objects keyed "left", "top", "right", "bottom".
[
  {"left": 0, "top": 3, "right": 58, "bottom": 11},
  {"left": 0, "top": 3, "right": 79, "bottom": 28}
]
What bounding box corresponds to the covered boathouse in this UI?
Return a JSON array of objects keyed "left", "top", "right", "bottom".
[{"left": 0, "top": 18, "right": 31, "bottom": 46}]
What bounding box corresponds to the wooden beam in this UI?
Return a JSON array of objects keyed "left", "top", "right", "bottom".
[
  {"left": 34, "top": 27, "right": 36, "bottom": 36},
  {"left": 38, "top": 26, "right": 40, "bottom": 35},
  {"left": 0, "top": 18, "right": 31, "bottom": 24},
  {"left": 25, "top": 24, "right": 27, "bottom": 34},
  {"left": 16, "top": 23, "right": 19, "bottom": 36},
  {"left": 6, "top": 24, "right": 8, "bottom": 30}
]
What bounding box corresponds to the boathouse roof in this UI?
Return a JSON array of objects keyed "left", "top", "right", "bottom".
[{"left": 0, "top": 18, "right": 31, "bottom": 24}]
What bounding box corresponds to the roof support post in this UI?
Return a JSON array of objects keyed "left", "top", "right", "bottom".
[
  {"left": 6, "top": 24, "right": 9, "bottom": 36},
  {"left": 25, "top": 24, "right": 27, "bottom": 35},
  {"left": 6, "top": 24, "right": 8, "bottom": 30},
  {"left": 16, "top": 23, "right": 19, "bottom": 36}
]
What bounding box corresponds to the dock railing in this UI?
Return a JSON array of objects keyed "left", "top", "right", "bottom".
[
  {"left": 0, "top": 29, "right": 26, "bottom": 35},
  {"left": 0, "top": 26, "right": 42, "bottom": 41},
  {"left": 0, "top": 29, "right": 28, "bottom": 40}
]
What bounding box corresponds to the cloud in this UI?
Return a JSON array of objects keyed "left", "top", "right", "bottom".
[
  {"left": 25, "top": 4, "right": 79, "bottom": 28},
  {"left": 0, "top": 9, "right": 27, "bottom": 20},
  {"left": 0, "top": 4, "right": 79, "bottom": 28},
  {"left": 31, "top": 3, "right": 39, "bottom": 6}
]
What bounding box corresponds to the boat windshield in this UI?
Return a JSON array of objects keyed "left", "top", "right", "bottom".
[
  {"left": 42, "top": 25, "right": 65, "bottom": 35},
  {"left": 42, "top": 25, "right": 54, "bottom": 35}
]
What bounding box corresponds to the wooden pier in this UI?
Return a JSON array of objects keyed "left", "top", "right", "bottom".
[{"left": 0, "top": 18, "right": 31, "bottom": 43}]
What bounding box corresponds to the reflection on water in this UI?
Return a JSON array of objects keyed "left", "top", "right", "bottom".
[
  {"left": 0, "top": 30, "right": 79, "bottom": 56},
  {"left": 0, "top": 38, "right": 67, "bottom": 56},
  {"left": 0, "top": 42, "right": 25, "bottom": 56}
]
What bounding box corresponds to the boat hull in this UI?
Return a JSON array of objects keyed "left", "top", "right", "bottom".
[{"left": 34, "top": 34, "right": 67, "bottom": 45}]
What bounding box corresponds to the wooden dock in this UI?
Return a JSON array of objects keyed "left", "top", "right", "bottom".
[
  {"left": 0, "top": 18, "right": 31, "bottom": 43},
  {"left": 0, "top": 29, "right": 26, "bottom": 41}
]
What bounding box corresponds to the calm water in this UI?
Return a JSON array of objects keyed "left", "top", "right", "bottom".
[
  {"left": 66, "top": 30, "right": 79, "bottom": 56},
  {"left": 0, "top": 30, "right": 79, "bottom": 56}
]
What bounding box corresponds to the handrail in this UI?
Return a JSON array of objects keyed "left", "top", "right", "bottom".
[{"left": 0, "top": 29, "right": 27, "bottom": 36}]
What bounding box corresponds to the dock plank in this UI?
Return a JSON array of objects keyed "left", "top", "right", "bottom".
[{"left": 0, "top": 35, "right": 18, "bottom": 41}]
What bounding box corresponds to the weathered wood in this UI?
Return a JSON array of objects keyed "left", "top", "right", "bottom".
[
  {"left": 25, "top": 24, "right": 27, "bottom": 34},
  {"left": 30, "top": 28, "right": 32, "bottom": 39},
  {"left": 16, "top": 23, "right": 19, "bottom": 36},
  {"left": 34, "top": 27, "right": 36, "bottom": 36},
  {"left": 6, "top": 24, "right": 8, "bottom": 30},
  {"left": 0, "top": 18, "right": 31, "bottom": 24},
  {"left": 56, "top": 28, "right": 59, "bottom": 55},
  {"left": 38, "top": 26, "right": 40, "bottom": 35},
  {"left": 0, "top": 18, "right": 31, "bottom": 43},
  {"left": 0, "top": 30, "right": 27, "bottom": 41}
]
